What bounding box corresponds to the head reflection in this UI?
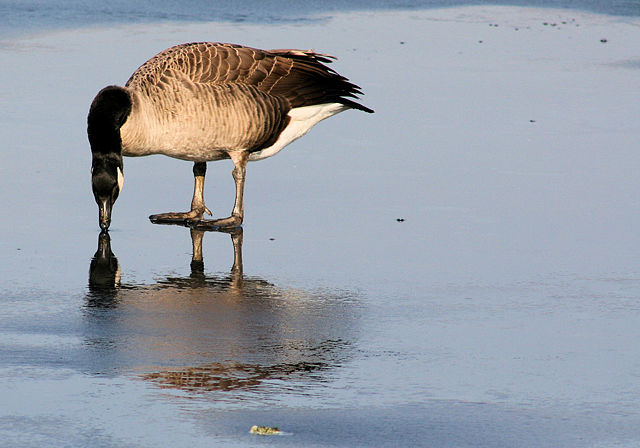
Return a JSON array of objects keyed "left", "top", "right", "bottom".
[
  {"left": 87, "top": 230, "right": 121, "bottom": 305},
  {"left": 86, "top": 225, "right": 358, "bottom": 396}
]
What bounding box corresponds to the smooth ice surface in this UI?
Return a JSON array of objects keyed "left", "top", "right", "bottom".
[{"left": 1, "top": 5, "right": 640, "bottom": 447}]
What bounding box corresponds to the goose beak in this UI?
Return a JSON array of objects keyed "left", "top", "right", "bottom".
[{"left": 99, "top": 198, "right": 112, "bottom": 230}]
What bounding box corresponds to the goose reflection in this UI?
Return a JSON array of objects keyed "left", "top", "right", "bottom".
[{"left": 86, "top": 226, "right": 359, "bottom": 395}]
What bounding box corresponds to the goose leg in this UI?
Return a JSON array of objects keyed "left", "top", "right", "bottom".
[
  {"left": 201, "top": 152, "right": 248, "bottom": 229},
  {"left": 149, "top": 162, "right": 212, "bottom": 224}
]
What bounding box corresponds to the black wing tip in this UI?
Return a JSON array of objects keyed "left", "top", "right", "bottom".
[
  {"left": 341, "top": 99, "right": 374, "bottom": 113},
  {"left": 362, "top": 105, "right": 375, "bottom": 113}
]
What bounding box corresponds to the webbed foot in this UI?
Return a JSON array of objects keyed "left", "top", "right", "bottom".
[
  {"left": 150, "top": 211, "right": 241, "bottom": 230},
  {"left": 149, "top": 206, "right": 212, "bottom": 225},
  {"left": 187, "top": 215, "right": 242, "bottom": 231}
]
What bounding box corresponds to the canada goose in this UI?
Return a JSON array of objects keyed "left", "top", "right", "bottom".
[{"left": 88, "top": 42, "right": 373, "bottom": 230}]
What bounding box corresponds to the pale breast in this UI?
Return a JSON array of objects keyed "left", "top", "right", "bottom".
[{"left": 120, "top": 78, "right": 291, "bottom": 162}]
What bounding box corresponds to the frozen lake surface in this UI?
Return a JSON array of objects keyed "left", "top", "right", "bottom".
[{"left": 1, "top": 5, "right": 640, "bottom": 447}]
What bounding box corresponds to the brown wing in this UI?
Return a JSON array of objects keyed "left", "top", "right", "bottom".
[{"left": 125, "top": 42, "right": 373, "bottom": 113}]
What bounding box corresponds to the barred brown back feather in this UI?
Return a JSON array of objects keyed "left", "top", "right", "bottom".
[{"left": 125, "top": 42, "right": 373, "bottom": 113}]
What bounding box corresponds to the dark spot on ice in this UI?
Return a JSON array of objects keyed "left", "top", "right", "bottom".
[
  {"left": 396, "top": 218, "right": 405, "bottom": 222},
  {"left": 269, "top": 238, "right": 275, "bottom": 241},
  {"left": 400, "top": 41, "right": 405, "bottom": 45},
  {"left": 600, "top": 38, "right": 608, "bottom": 43},
  {"left": 530, "top": 119, "right": 536, "bottom": 123}
]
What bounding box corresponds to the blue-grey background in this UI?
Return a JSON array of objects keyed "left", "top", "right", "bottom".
[{"left": 1, "top": 1, "right": 639, "bottom": 447}]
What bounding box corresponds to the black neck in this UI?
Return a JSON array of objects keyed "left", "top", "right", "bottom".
[
  {"left": 88, "top": 121, "right": 122, "bottom": 155},
  {"left": 87, "top": 85, "right": 132, "bottom": 156}
]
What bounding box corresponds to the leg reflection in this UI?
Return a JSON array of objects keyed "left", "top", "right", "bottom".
[{"left": 188, "top": 226, "right": 243, "bottom": 290}]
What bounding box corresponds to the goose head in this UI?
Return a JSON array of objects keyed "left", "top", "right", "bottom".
[
  {"left": 88, "top": 86, "right": 131, "bottom": 230},
  {"left": 91, "top": 158, "right": 124, "bottom": 230}
]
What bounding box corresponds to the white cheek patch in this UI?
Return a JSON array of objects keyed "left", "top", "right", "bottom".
[{"left": 117, "top": 167, "right": 124, "bottom": 192}]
